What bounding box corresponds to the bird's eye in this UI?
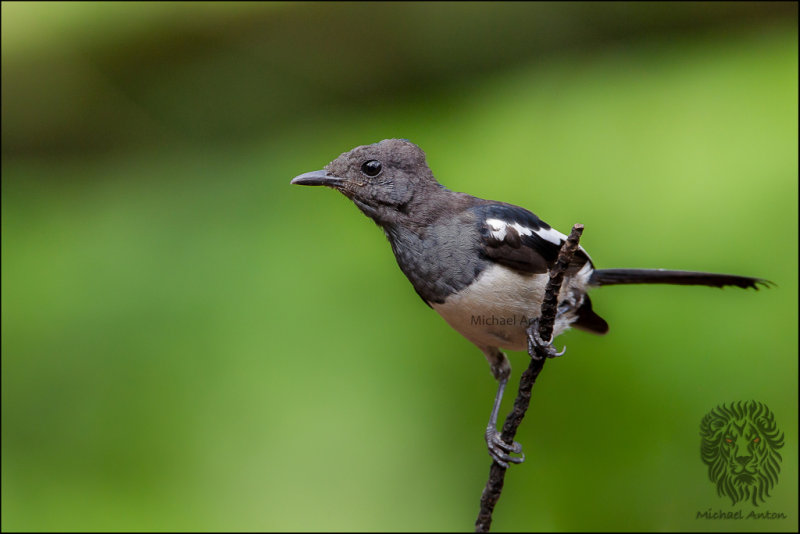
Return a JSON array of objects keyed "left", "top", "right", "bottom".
[{"left": 361, "top": 160, "right": 382, "bottom": 177}]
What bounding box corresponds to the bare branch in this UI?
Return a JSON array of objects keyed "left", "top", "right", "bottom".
[{"left": 475, "top": 224, "right": 585, "bottom": 532}]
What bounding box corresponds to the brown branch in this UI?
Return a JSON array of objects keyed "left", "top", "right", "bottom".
[{"left": 475, "top": 224, "right": 585, "bottom": 532}]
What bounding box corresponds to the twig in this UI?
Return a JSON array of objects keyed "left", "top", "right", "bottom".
[{"left": 475, "top": 224, "right": 585, "bottom": 532}]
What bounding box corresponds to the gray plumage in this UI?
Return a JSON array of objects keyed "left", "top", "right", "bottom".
[{"left": 291, "top": 138, "right": 767, "bottom": 467}]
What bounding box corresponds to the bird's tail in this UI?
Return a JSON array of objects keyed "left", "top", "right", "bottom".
[{"left": 589, "top": 268, "right": 769, "bottom": 290}]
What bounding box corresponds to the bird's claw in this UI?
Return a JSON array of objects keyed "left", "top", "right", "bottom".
[
  {"left": 485, "top": 429, "right": 525, "bottom": 468},
  {"left": 526, "top": 318, "right": 566, "bottom": 360}
]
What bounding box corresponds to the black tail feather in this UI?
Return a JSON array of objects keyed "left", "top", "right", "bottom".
[
  {"left": 589, "top": 269, "right": 770, "bottom": 290},
  {"left": 573, "top": 295, "right": 609, "bottom": 335}
]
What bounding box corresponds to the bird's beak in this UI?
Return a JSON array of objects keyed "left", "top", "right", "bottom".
[{"left": 290, "top": 170, "right": 343, "bottom": 187}]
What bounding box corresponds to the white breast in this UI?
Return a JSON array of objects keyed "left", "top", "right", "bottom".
[{"left": 431, "top": 263, "right": 592, "bottom": 351}]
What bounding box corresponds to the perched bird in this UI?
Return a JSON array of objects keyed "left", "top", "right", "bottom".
[{"left": 291, "top": 139, "right": 767, "bottom": 467}]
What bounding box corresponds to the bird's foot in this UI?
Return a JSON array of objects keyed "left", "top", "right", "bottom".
[
  {"left": 526, "top": 318, "right": 566, "bottom": 360},
  {"left": 485, "top": 428, "right": 525, "bottom": 468}
]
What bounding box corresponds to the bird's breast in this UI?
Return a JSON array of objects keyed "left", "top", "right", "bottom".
[{"left": 431, "top": 263, "right": 592, "bottom": 351}]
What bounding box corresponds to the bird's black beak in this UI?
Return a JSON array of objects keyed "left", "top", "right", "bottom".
[{"left": 290, "top": 170, "right": 343, "bottom": 187}]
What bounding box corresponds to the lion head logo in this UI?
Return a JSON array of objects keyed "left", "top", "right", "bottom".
[{"left": 700, "top": 401, "right": 784, "bottom": 506}]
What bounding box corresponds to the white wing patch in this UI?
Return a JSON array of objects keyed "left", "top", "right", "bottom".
[
  {"left": 533, "top": 226, "right": 566, "bottom": 245},
  {"left": 486, "top": 218, "right": 533, "bottom": 241},
  {"left": 486, "top": 217, "right": 566, "bottom": 245}
]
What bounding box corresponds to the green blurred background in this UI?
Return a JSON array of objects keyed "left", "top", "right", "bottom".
[{"left": 2, "top": 2, "right": 797, "bottom": 531}]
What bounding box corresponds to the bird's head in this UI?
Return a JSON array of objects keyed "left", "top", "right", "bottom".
[{"left": 291, "top": 139, "right": 441, "bottom": 226}]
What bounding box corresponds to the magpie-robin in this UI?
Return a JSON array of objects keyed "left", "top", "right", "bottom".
[{"left": 291, "top": 139, "right": 767, "bottom": 467}]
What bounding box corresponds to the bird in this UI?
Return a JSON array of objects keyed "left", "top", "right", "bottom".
[{"left": 291, "top": 138, "right": 767, "bottom": 468}]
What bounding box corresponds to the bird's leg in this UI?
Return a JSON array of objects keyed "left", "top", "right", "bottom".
[
  {"left": 526, "top": 317, "right": 566, "bottom": 360},
  {"left": 485, "top": 376, "right": 525, "bottom": 468},
  {"left": 483, "top": 348, "right": 524, "bottom": 468}
]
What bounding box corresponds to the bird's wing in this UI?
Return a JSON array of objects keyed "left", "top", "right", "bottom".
[{"left": 473, "top": 203, "right": 592, "bottom": 274}]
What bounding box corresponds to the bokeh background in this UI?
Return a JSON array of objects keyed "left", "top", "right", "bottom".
[{"left": 2, "top": 2, "right": 797, "bottom": 531}]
